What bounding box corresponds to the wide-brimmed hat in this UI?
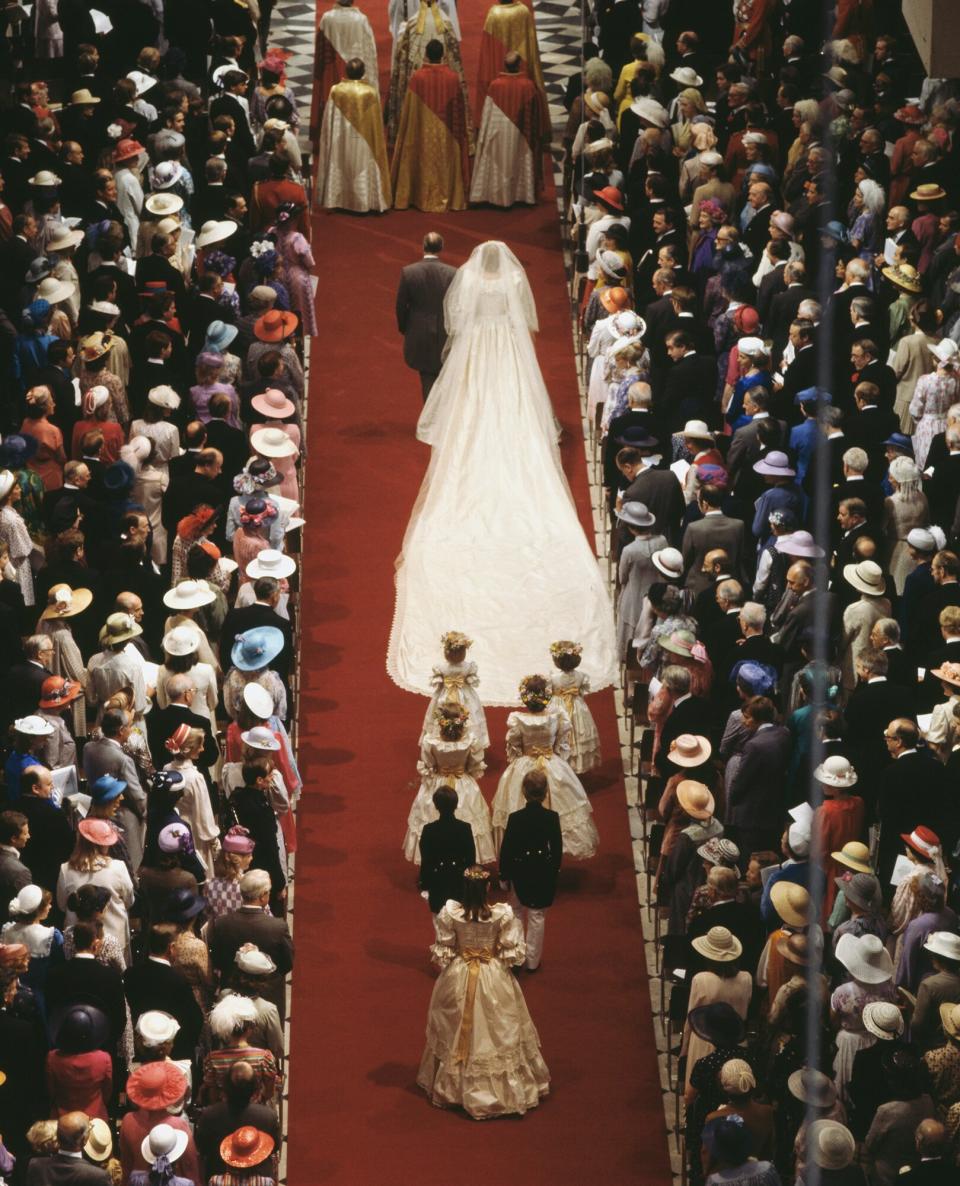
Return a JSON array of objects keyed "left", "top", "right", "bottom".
[
  {"left": 39, "top": 675, "right": 83, "bottom": 710},
  {"left": 114, "top": 138, "right": 144, "bottom": 163},
  {"left": 910, "top": 182, "right": 947, "bottom": 202},
  {"left": 78, "top": 331, "right": 114, "bottom": 361},
  {"left": 940, "top": 1002, "right": 960, "bottom": 1039},
  {"left": 901, "top": 825, "right": 941, "bottom": 859},
  {"left": 240, "top": 725, "right": 280, "bottom": 751},
  {"left": 753, "top": 450, "right": 795, "bottom": 478},
  {"left": 930, "top": 338, "right": 960, "bottom": 365},
  {"left": 232, "top": 626, "right": 284, "bottom": 671},
  {"left": 254, "top": 309, "right": 298, "bottom": 342},
  {"left": 814, "top": 754, "right": 858, "bottom": 788},
  {"left": 931, "top": 661, "right": 960, "bottom": 689},
  {"left": 788, "top": 1068, "right": 836, "bottom": 1107},
  {"left": 778, "top": 931, "right": 821, "bottom": 968},
  {"left": 127, "top": 1062, "right": 188, "bottom": 1109},
  {"left": 593, "top": 185, "right": 624, "bottom": 212},
  {"left": 630, "top": 97, "right": 669, "bottom": 127},
  {"left": 221, "top": 1127, "right": 275, "bottom": 1170},
  {"left": 616, "top": 501, "right": 656, "bottom": 529},
  {"left": 78, "top": 818, "right": 118, "bottom": 847},
  {"left": 162, "top": 625, "right": 200, "bottom": 657},
  {"left": 687, "top": 1001, "right": 745, "bottom": 1046},
  {"left": 14, "top": 714, "right": 54, "bottom": 736},
  {"left": 676, "top": 779, "right": 715, "bottom": 819},
  {"left": 251, "top": 388, "right": 296, "bottom": 419},
  {"left": 844, "top": 560, "right": 886, "bottom": 596},
  {"left": 47, "top": 225, "right": 84, "bottom": 252},
  {"left": 691, "top": 925, "right": 741, "bottom": 962},
  {"left": 243, "top": 683, "right": 275, "bottom": 720},
  {"left": 769, "top": 881, "right": 809, "bottom": 927},
  {"left": 70, "top": 88, "right": 100, "bottom": 105},
  {"left": 809, "top": 1120, "right": 856, "bottom": 1171},
  {"left": 196, "top": 219, "right": 236, "bottom": 248},
  {"left": 697, "top": 837, "right": 740, "bottom": 867},
  {"left": 670, "top": 65, "right": 703, "bottom": 88},
  {"left": 682, "top": 420, "right": 714, "bottom": 442},
  {"left": 882, "top": 262, "right": 922, "bottom": 293},
  {"left": 895, "top": 104, "right": 925, "bottom": 126},
  {"left": 85, "top": 1118, "right": 113, "bottom": 1163},
  {"left": 246, "top": 549, "right": 296, "bottom": 580},
  {"left": 652, "top": 547, "right": 684, "bottom": 579},
  {"left": 599, "top": 286, "right": 630, "bottom": 315},
  {"left": 163, "top": 579, "right": 216, "bottom": 611},
  {"left": 840, "top": 872, "right": 882, "bottom": 912},
  {"left": 99, "top": 611, "right": 142, "bottom": 645},
  {"left": 90, "top": 774, "right": 125, "bottom": 805},
  {"left": 35, "top": 275, "right": 75, "bottom": 305},
  {"left": 144, "top": 192, "right": 184, "bottom": 217},
  {"left": 164, "top": 886, "right": 207, "bottom": 923},
  {"left": 836, "top": 932, "right": 894, "bottom": 983},
  {"left": 924, "top": 931, "right": 960, "bottom": 963},
  {"left": 251, "top": 426, "right": 298, "bottom": 459},
  {"left": 832, "top": 840, "right": 872, "bottom": 873},
  {"left": 667, "top": 733, "right": 712, "bottom": 768},
  {"left": 597, "top": 250, "right": 628, "bottom": 279},
  {"left": 863, "top": 1001, "right": 905, "bottom": 1041},
  {"left": 659, "top": 630, "right": 705, "bottom": 661},
  {"left": 40, "top": 583, "right": 93, "bottom": 620},
  {"left": 205, "top": 319, "right": 239, "bottom": 354}
]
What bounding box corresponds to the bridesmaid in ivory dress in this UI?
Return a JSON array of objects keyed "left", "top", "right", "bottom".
[
  {"left": 547, "top": 639, "right": 600, "bottom": 773},
  {"left": 417, "top": 865, "right": 550, "bottom": 1118},
  {"left": 419, "top": 631, "right": 490, "bottom": 750},
  {"left": 491, "top": 675, "right": 599, "bottom": 858}
]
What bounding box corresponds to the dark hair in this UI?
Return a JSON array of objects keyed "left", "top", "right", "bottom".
[
  {"left": 242, "top": 755, "right": 274, "bottom": 786},
  {"left": 100, "top": 708, "right": 127, "bottom": 738},
  {"left": 72, "top": 919, "right": 99, "bottom": 952},
  {"left": 148, "top": 922, "right": 177, "bottom": 956},
  {"left": 522, "top": 771, "right": 548, "bottom": 802},
  {"left": 432, "top": 784, "right": 458, "bottom": 815},
  {"left": 460, "top": 867, "right": 491, "bottom": 921},
  {"left": 0, "top": 811, "right": 27, "bottom": 845},
  {"left": 425, "top": 38, "right": 444, "bottom": 63},
  {"left": 742, "top": 695, "right": 776, "bottom": 725}
]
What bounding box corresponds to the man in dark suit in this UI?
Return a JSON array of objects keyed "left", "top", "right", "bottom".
[
  {"left": 850, "top": 343, "right": 897, "bottom": 412},
  {"left": 660, "top": 330, "right": 716, "bottom": 430},
  {"left": 395, "top": 231, "right": 457, "bottom": 400},
  {"left": 847, "top": 382, "right": 899, "bottom": 479},
  {"left": 161, "top": 447, "right": 225, "bottom": 534},
  {"left": 742, "top": 181, "right": 775, "bottom": 260},
  {"left": 220, "top": 577, "right": 294, "bottom": 682},
  {"left": 916, "top": 551, "right": 960, "bottom": 659},
  {"left": 46, "top": 919, "right": 126, "bottom": 1045},
  {"left": 830, "top": 498, "right": 873, "bottom": 590},
  {"left": 726, "top": 695, "right": 792, "bottom": 854},
  {"left": 0, "top": 810, "right": 31, "bottom": 926},
  {"left": 755, "top": 241, "right": 790, "bottom": 327},
  {"left": 725, "top": 389, "right": 787, "bottom": 493},
  {"left": 207, "top": 869, "right": 294, "bottom": 1016},
  {"left": 123, "top": 923, "right": 203, "bottom": 1061},
  {"left": 418, "top": 784, "right": 475, "bottom": 924},
  {"left": 17, "top": 767, "right": 76, "bottom": 894},
  {"left": 618, "top": 446, "right": 685, "bottom": 547},
  {"left": 875, "top": 720, "right": 951, "bottom": 890},
  {"left": 766, "top": 263, "right": 813, "bottom": 363},
  {"left": 681, "top": 486, "right": 749, "bottom": 594},
  {"left": 499, "top": 771, "right": 562, "bottom": 972},
  {"left": 655, "top": 667, "right": 712, "bottom": 778},
  {"left": 771, "top": 560, "right": 839, "bottom": 680},
  {"left": 7, "top": 636, "right": 54, "bottom": 720},
  {"left": 145, "top": 673, "right": 220, "bottom": 771},
  {"left": 24, "top": 1113, "right": 111, "bottom": 1184},
  {"left": 203, "top": 394, "right": 248, "bottom": 489},
  {"left": 778, "top": 319, "right": 819, "bottom": 413},
  {"left": 843, "top": 649, "right": 915, "bottom": 789},
  {"left": 926, "top": 429, "right": 960, "bottom": 527}
]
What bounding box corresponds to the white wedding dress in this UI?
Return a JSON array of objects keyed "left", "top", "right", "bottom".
[{"left": 387, "top": 242, "right": 618, "bottom": 705}]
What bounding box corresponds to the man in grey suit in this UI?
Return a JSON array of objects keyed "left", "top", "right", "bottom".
[
  {"left": 207, "top": 869, "right": 294, "bottom": 1017},
  {"left": 395, "top": 231, "right": 457, "bottom": 400},
  {"left": 681, "top": 485, "right": 749, "bottom": 595},
  {"left": 0, "top": 810, "right": 31, "bottom": 926},
  {"left": 81, "top": 708, "right": 146, "bottom": 871}
]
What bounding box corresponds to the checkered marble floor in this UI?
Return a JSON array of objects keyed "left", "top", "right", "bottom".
[{"left": 268, "top": 0, "right": 318, "bottom": 138}]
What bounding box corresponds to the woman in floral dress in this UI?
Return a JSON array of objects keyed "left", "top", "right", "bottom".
[
  {"left": 274, "top": 202, "right": 317, "bottom": 337},
  {"left": 909, "top": 339, "right": 960, "bottom": 469}
]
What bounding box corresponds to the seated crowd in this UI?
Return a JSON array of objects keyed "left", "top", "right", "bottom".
[{"left": 0, "top": 5, "right": 308, "bottom": 1184}]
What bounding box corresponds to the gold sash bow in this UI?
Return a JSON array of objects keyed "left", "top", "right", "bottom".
[
  {"left": 554, "top": 686, "right": 580, "bottom": 715},
  {"left": 456, "top": 946, "right": 494, "bottom": 1063},
  {"left": 442, "top": 674, "right": 466, "bottom": 706},
  {"left": 525, "top": 746, "right": 553, "bottom": 806}
]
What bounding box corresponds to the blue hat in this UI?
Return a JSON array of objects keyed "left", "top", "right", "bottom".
[
  {"left": 616, "top": 426, "right": 660, "bottom": 449},
  {"left": 27, "top": 297, "right": 51, "bottom": 322},
  {"left": 731, "top": 660, "right": 778, "bottom": 697},
  {"left": 0, "top": 432, "right": 39, "bottom": 466},
  {"left": 90, "top": 773, "right": 125, "bottom": 804},
  {"left": 822, "top": 221, "right": 849, "bottom": 244},
  {"left": 204, "top": 319, "right": 238, "bottom": 353},
  {"left": 103, "top": 460, "right": 135, "bottom": 492},
  {"left": 882, "top": 432, "right": 913, "bottom": 455},
  {"left": 231, "top": 626, "right": 284, "bottom": 672},
  {"left": 795, "top": 386, "right": 833, "bottom": 405}
]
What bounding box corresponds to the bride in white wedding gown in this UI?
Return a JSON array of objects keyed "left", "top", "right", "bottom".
[{"left": 387, "top": 241, "right": 617, "bottom": 706}]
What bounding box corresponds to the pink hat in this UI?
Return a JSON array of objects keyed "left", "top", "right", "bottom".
[
  {"left": 251, "top": 388, "right": 295, "bottom": 419},
  {"left": 78, "top": 818, "right": 119, "bottom": 847},
  {"left": 222, "top": 825, "right": 256, "bottom": 855}
]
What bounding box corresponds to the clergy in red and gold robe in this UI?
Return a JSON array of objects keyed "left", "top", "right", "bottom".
[
  {"left": 310, "top": 0, "right": 379, "bottom": 146},
  {"left": 316, "top": 60, "right": 392, "bottom": 213},
  {"left": 476, "top": 0, "right": 549, "bottom": 137},
  {"left": 392, "top": 42, "right": 470, "bottom": 212},
  {"left": 469, "top": 54, "right": 546, "bottom": 207}
]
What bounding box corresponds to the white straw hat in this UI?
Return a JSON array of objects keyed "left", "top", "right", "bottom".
[
  {"left": 163, "top": 579, "right": 216, "bottom": 611},
  {"left": 246, "top": 549, "right": 296, "bottom": 580},
  {"left": 251, "top": 427, "right": 298, "bottom": 459},
  {"left": 162, "top": 625, "right": 201, "bottom": 657}
]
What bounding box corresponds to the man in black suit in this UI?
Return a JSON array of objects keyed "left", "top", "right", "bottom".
[
  {"left": 207, "top": 869, "right": 294, "bottom": 1016},
  {"left": 146, "top": 673, "right": 219, "bottom": 771},
  {"left": 725, "top": 388, "right": 787, "bottom": 494},
  {"left": 0, "top": 212, "right": 39, "bottom": 317},
  {"left": 778, "top": 318, "right": 818, "bottom": 412},
  {"left": 395, "top": 231, "right": 457, "bottom": 400},
  {"left": 0, "top": 811, "right": 31, "bottom": 927},
  {"left": 185, "top": 273, "right": 236, "bottom": 358},
  {"left": 168, "top": 422, "right": 208, "bottom": 488},
  {"left": 850, "top": 344, "right": 897, "bottom": 412},
  {"left": 916, "top": 552, "right": 960, "bottom": 658},
  {"left": 618, "top": 445, "right": 685, "bottom": 547},
  {"left": 743, "top": 181, "right": 775, "bottom": 260},
  {"left": 655, "top": 667, "right": 712, "bottom": 778},
  {"left": 927, "top": 427, "right": 960, "bottom": 527},
  {"left": 499, "top": 771, "right": 562, "bottom": 972},
  {"left": 220, "top": 577, "right": 294, "bottom": 681},
  {"left": 418, "top": 785, "right": 475, "bottom": 927},
  {"left": 832, "top": 453, "right": 885, "bottom": 536},
  {"left": 847, "top": 381, "right": 899, "bottom": 479},
  {"left": 46, "top": 919, "right": 126, "bottom": 1045},
  {"left": 766, "top": 262, "right": 813, "bottom": 363},
  {"left": 123, "top": 923, "right": 203, "bottom": 1060},
  {"left": 660, "top": 330, "right": 716, "bottom": 430},
  {"left": 25, "top": 1113, "right": 111, "bottom": 1185},
  {"left": 203, "top": 393, "right": 248, "bottom": 489},
  {"left": 875, "top": 720, "right": 951, "bottom": 889},
  {"left": 161, "top": 447, "right": 225, "bottom": 534},
  {"left": 682, "top": 488, "right": 748, "bottom": 595},
  {"left": 843, "top": 649, "right": 915, "bottom": 789},
  {"left": 7, "top": 635, "right": 54, "bottom": 720},
  {"left": 82, "top": 229, "right": 138, "bottom": 331},
  {"left": 830, "top": 497, "right": 874, "bottom": 591},
  {"left": 210, "top": 72, "right": 257, "bottom": 161},
  {"left": 771, "top": 560, "right": 839, "bottom": 678},
  {"left": 869, "top": 618, "right": 916, "bottom": 692},
  {"left": 726, "top": 695, "right": 792, "bottom": 854},
  {"left": 18, "top": 767, "right": 76, "bottom": 895},
  {"left": 134, "top": 231, "right": 186, "bottom": 308},
  {"left": 755, "top": 240, "right": 790, "bottom": 327}
]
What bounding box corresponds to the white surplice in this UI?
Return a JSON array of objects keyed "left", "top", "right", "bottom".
[
  {"left": 469, "top": 96, "right": 537, "bottom": 206},
  {"left": 388, "top": 0, "right": 460, "bottom": 41},
  {"left": 386, "top": 242, "right": 618, "bottom": 705},
  {"left": 316, "top": 89, "right": 390, "bottom": 212}
]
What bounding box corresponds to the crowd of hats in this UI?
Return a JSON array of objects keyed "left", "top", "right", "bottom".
[
  {"left": 0, "top": 5, "right": 312, "bottom": 1183},
  {"left": 574, "top": 4, "right": 960, "bottom": 1182}
]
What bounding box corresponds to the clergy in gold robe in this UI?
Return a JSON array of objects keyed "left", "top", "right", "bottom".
[
  {"left": 392, "top": 40, "right": 470, "bottom": 212},
  {"left": 310, "top": 0, "right": 379, "bottom": 146},
  {"left": 386, "top": 0, "right": 472, "bottom": 148},
  {"left": 469, "top": 53, "right": 546, "bottom": 207},
  {"left": 316, "top": 59, "right": 392, "bottom": 212},
  {"left": 476, "top": 0, "right": 549, "bottom": 138}
]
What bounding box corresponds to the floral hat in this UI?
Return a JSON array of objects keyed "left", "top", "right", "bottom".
[
  {"left": 441, "top": 631, "right": 472, "bottom": 651},
  {"left": 549, "top": 640, "right": 582, "bottom": 658}
]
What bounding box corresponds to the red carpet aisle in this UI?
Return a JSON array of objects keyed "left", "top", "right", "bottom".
[{"left": 286, "top": 7, "right": 674, "bottom": 1184}]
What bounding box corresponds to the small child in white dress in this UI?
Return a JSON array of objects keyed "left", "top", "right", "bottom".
[
  {"left": 491, "top": 675, "right": 599, "bottom": 859},
  {"left": 547, "top": 640, "right": 600, "bottom": 773},
  {"left": 405, "top": 703, "right": 495, "bottom": 864},
  {"left": 419, "top": 631, "right": 490, "bottom": 750}
]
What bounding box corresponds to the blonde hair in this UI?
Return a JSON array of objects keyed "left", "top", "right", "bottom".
[{"left": 68, "top": 835, "right": 111, "bottom": 872}]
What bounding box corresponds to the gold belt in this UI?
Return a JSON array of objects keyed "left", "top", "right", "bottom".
[
  {"left": 442, "top": 675, "right": 466, "bottom": 706},
  {"left": 442, "top": 766, "right": 466, "bottom": 777},
  {"left": 526, "top": 747, "right": 553, "bottom": 806},
  {"left": 456, "top": 946, "right": 495, "bottom": 1063}
]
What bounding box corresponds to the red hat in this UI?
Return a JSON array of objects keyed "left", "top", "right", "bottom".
[
  {"left": 254, "top": 309, "right": 298, "bottom": 342},
  {"left": 733, "top": 306, "right": 761, "bottom": 335},
  {"left": 39, "top": 675, "right": 83, "bottom": 710},
  {"left": 126, "top": 1062, "right": 188, "bottom": 1110},
  {"left": 594, "top": 186, "right": 624, "bottom": 213},
  {"left": 900, "top": 825, "right": 941, "bottom": 859},
  {"left": 895, "top": 104, "right": 925, "bottom": 126},
  {"left": 114, "top": 138, "right": 145, "bottom": 162},
  {"left": 78, "top": 818, "right": 119, "bottom": 847},
  {"left": 599, "top": 286, "right": 631, "bottom": 315},
  {"left": 165, "top": 723, "right": 192, "bottom": 755},
  {"left": 221, "top": 1127, "right": 275, "bottom": 1169}
]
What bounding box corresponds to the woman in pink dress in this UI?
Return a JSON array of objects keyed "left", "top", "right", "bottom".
[
  {"left": 21, "top": 390, "right": 66, "bottom": 490},
  {"left": 274, "top": 202, "right": 317, "bottom": 337}
]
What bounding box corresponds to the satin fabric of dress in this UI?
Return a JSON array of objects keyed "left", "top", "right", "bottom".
[{"left": 469, "top": 99, "right": 537, "bottom": 206}]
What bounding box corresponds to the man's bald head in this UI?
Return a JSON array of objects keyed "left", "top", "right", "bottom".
[
  {"left": 58, "top": 1112, "right": 91, "bottom": 1152},
  {"left": 916, "top": 1119, "right": 947, "bottom": 1157},
  {"left": 165, "top": 673, "right": 195, "bottom": 704}
]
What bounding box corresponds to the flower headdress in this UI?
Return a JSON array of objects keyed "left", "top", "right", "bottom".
[
  {"left": 434, "top": 702, "right": 468, "bottom": 728},
  {"left": 519, "top": 674, "right": 552, "bottom": 705},
  {"left": 240, "top": 500, "right": 278, "bottom": 528},
  {"left": 549, "top": 640, "right": 582, "bottom": 659},
  {"left": 249, "top": 239, "right": 274, "bottom": 259},
  {"left": 464, "top": 866, "right": 490, "bottom": 882},
  {"left": 441, "top": 631, "right": 472, "bottom": 651}
]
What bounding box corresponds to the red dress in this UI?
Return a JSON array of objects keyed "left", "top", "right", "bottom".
[
  {"left": 813, "top": 795, "right": 865, "bottom": 921},
  {"left": 46, "top": 1049, "right": 112, "bottom": 1120}
]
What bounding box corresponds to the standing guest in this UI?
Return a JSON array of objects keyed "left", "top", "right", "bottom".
[
  {"left": 25, "top": 1113, "right": 111, "bottom": 1185},
  {"left": 210, "top": 1127, "right": 276, "bottom": 1186}
]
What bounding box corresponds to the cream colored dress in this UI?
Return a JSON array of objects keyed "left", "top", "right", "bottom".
[
  {"left": 403, "top": 733, "right": 494, "bottom": 864},
  {"left": 419, "top": 659, "right": 490, "bottom": 750},
  {"left": 417, "top": 901, "right": 550, "bottom": 1119},
  {"left": 548, "top": 670, "right": 600, "bottom": 773},
  {"left": 491, "top": 709, "right": 599, "bottom": 858}
]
